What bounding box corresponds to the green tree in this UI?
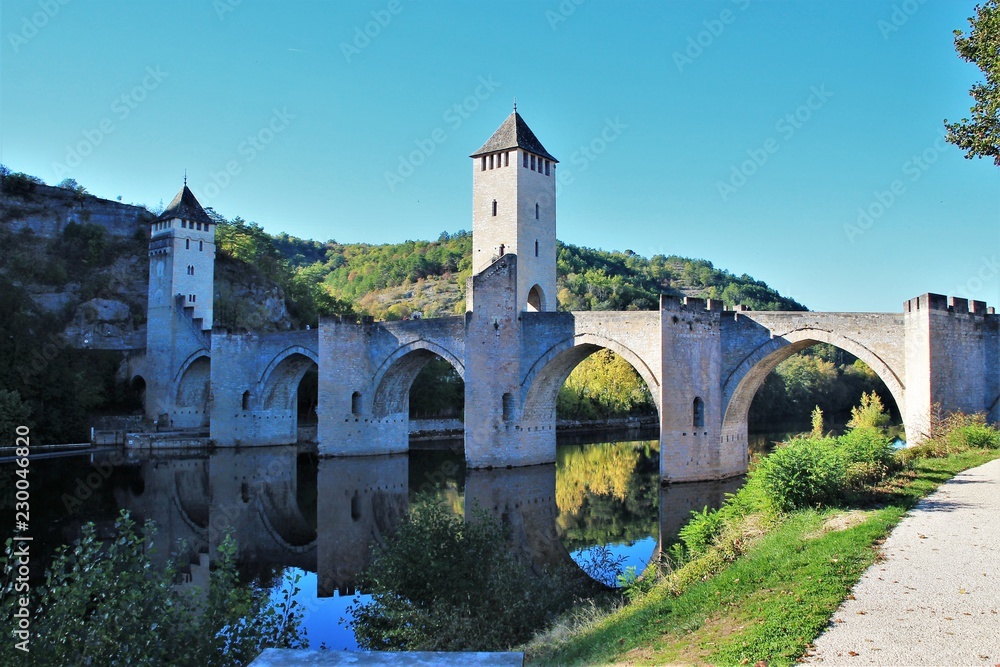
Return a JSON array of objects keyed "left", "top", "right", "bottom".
[{"left": 945, "top": 0, "right": 1000, "bottom": 164}]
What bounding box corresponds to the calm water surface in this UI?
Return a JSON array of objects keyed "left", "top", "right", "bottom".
[{"left": 2, "top": 434, "right": 748, "bottom": 650}]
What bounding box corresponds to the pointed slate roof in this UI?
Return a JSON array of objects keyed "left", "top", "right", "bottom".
[
  {"left": 471, "top": 111, "right": 558, "bottom": 162},
  {"left": 154, "top": 185, "right": 214, "bottom": 225}
]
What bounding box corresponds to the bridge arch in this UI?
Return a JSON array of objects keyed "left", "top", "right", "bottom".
[
  {"left": 722, "top": 327, "right": 907, "bottom": 436},
  {"left": 258, "top": 346, "right": 320, "bottom": 412},
  {"left": 521, "top": 333, "right": 661, "bottom": 429},
  {"left": 372, "top": 341, "right": 465, "bottom": 420},
  {"left": 174, "top": 351, "right": 211, "bottom": 427}
]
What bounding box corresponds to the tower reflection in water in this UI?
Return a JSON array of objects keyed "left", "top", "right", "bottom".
[{"left": 114, "top": 437, "right": 741, "bottom": 650}]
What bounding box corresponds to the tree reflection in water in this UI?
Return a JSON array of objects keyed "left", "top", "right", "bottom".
[{"left": 555, "top": 440, "right": 660, "bottom": 583}]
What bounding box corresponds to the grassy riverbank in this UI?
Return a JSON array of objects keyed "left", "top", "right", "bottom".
[{"left": 525, "top": 430, "right": 999, "bottom": 665}]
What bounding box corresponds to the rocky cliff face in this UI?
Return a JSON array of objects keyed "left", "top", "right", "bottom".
[{"left": 0, "top": 177, "right": 294, "bottom": 349}]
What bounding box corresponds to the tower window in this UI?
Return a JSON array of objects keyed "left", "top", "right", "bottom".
[
  {"left": 523, "top": 152, "right": 528, "bottom": 168},
  {"left": 181, "top": 220, "right": 187, "bottom": 228},
  {"left": 186, "top": 239, "right": 190, "bottom": 250},
  {"left": 535, "top": 203, "right": 539, "bottom": 219},
  {"left": 351, "top": 391, "right": 362, "bottom": 416},
  {"left": 481, "top": 156, "right": 486, "bottom": 171},
  {"left": 504, "top": 151, "right": 509, "bottom": 167},
  {"left": 545, "top": 160, "right": 550, "bottom": 176},
  {"left": 530, "top": 155, "right": 536, "bottom": 171},
  {"left": 502, "top": 392, "right": 513, "bottom": 422},
  {"left": 199, "top": 240, "right": 204, "bottom": 251},
  {"left": 693, "top": 397, "right": 705, "bottom": 428},
  {"left": 535, "top": 240, "right": 539, "bottom": 257},
  {"left": 492, "top": 200, "right": 497, "bottom": 217},
  {"left": 242, "top": 391, "right": 250, "bottom": 410},
  {"left": 489, "top": 154, "right": 494, "bottom": 169}
]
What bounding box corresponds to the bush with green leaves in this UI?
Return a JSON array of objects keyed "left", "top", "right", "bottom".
[
  {"left": 677, "top": 506, "right": 726, "bottom": 557},
  {"left": 0, "top": 511, "right": 304, "bottom": 666},
  {"left": 755, "top": 437, "right": 847, "bottom": 512},
  {"left": 948, "top": 423, "right": 1000, "bottom": 450},
  {"left": 350, "top": 496, "right": 581, "bottom": 651}
]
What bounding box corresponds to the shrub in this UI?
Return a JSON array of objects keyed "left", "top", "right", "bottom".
[
  {"left": 948, "top": 423, "right": 1000, "bottom": 450},
  {"left": 350, "top": 497, "right": 580, "bottom": 651},
  {"left": 847, "top": 391, "right": 891, "bottom": 429},
  {"left": 678, "top": 506, "right": 725, "bottom": 557},
  {"left": 0, "top": 511, "right": 305, "bottom": 666},
  {"left": 756, "top": 437, "right": 846, "bottom": 512},
  {"left": 838, "top": 426, "right": 898, "bottom": 487}
]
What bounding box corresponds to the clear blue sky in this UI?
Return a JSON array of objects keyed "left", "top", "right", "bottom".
[{"left": 2, "top": 0, "right": 997, "bottom": 312}]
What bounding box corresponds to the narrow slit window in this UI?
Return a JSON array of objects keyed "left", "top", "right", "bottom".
[
  {"left": 530, "top": 155, "right": 536, "bottom": 171},
  {"left": 351, "top": 391, "right": 362, "bottom": 416},
  {"left": 545, "top": 160, "right": 550, "bottom": 176},
  {"left": 523, "top": 152, "right": 528, "bottom": 168},
  {"left": 242, "top": 391, "right": 250, "bottom": 411},
  {"left": 535, "top": 203, "right": 539, "bottom": 219},
  {"left": 186, "top": 239, "right": 190, "bottom": 250},
  {"left": 502, "top": 392, "right": 513, "bottom": 422},
  {"left": 489, "top": 154, "right": 494, "bottom": 169},
  {"left": 535, "top": 240, "right": 539, "bottom": 257},
  {"left": 199, "top": 240, "right": 204, "bottom": 251},
  {"left": 481, "top": 156, "right": 486, "bottom": 171},
  {"left": 504, "top": 151, "right": 509, "bottom": 167},
  {"left": 693, "top": 397, "right": 705, "bottom": 428},
  {"left": 492, "top": 200, "right": 497, "bottom": 217}
]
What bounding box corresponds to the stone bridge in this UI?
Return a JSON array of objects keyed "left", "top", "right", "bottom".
[
  {"left": 132, "top": 113, "right": 997, "bottom": 483},
  {"left": 307, "top": 255, "right": 998, "bottom": 482},
  {"left": 135, "top": 254, "right": 999, "bottom": 484}
]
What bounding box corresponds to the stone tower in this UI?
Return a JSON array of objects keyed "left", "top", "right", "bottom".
[
  {"left": 144, "top": 183, "right": 216, "bottom": 422},
  {"left": 469, "top": 108, "right": 558, "bottom": 312}
]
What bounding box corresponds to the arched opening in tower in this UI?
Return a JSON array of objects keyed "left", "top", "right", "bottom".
[
  {"left": 744, "top": 343, "right": 903, "bottom": 454},
  {"left": 526, "top": 284, "right": 544, "bottom": 312}
]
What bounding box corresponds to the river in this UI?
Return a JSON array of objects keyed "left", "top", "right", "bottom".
[{"left": 1, "top": 432, "right": 753, "bottom": 651}]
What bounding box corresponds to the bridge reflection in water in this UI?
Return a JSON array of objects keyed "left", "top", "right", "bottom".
[{"left": 110, "top": 436, "right": 741, "bottom": 649}]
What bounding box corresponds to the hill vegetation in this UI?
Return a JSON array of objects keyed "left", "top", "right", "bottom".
[{"left": 1, "top": 168, "right": 874, "bottom": 442}]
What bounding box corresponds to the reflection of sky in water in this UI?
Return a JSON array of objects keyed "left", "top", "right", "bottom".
[
  {"left": 269, "top": 569, "right": 369, "bottom": 651},
  {"left": 570, "top": 537, "right": 657, "bottom": 587}
]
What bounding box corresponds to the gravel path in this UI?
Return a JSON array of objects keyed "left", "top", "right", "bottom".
[{"left": 805, "top": 457, "right": 1000, "bottom": 666}]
